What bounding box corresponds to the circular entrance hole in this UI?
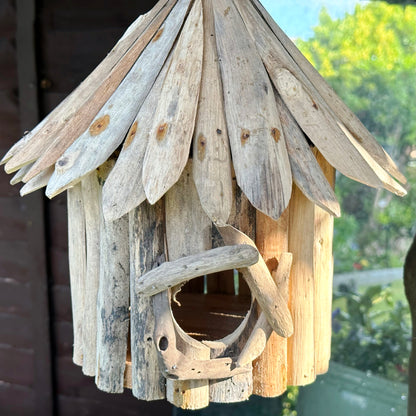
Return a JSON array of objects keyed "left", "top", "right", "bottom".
[{"left": 171, "top": 270, "right": 252, "bottom": 341}]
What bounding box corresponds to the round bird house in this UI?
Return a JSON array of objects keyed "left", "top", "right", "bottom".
[{"left": 1, "top": 0, "right": 407, "bottom": 410}]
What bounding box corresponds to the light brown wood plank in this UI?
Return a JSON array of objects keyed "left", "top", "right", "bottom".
[{"left": 19, "top": 166, "right": 54, "bottom": 196}]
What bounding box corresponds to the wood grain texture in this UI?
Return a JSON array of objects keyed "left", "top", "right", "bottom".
[
  {"left": 313, "top": 149, "right": 334, "bottom": 375},
  {"left": 67, "top": 184, "right": 87, "bottom": 366},
  {"left": 213, "top": 0, "right": 292, "bottom": 220},
  {"left": 143, "top": 0, "right": 204, "bottom": 205},
  {"left": 129, "top": 200, "right": 166, "bottom": 401},
  {"left": 250, "top": 0, "right": 406, "bottom": 185},
  {"left": 19, "top": 166, "right": 54, "bottom": 196},
  {"left": 192, "top": 0, "right": 232, "bottom": 226},
  {"left": 275, "top": 92, "right": 340, "bottom": 217},
  {"left": 287, "top": 184, "right": 316, "bottom": 386},
  {"left": 95, "top": 209, "right": 130, "bottom": 393},
  {"left": 45, "top": 0, "right": 191, "bottom": 198},
  {"left": 252, "top": 210, "right": 290, "bottom": 397},
  {"left": 10, "top": 162, "right": 33, "bottom": 185}
]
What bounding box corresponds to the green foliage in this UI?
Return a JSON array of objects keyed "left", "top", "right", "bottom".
[
  {"left": 332, "top": 282, "right": 411, "bottom": 383},
  {"left": 281, "top": 386, "right": 299, "bottom": 416},
  {"left": 297, "top": 3, "right": 416, "bottom": 272}
]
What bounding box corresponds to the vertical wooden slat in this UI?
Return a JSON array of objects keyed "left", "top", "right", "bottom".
[
  {"left": 16, "top": 0, "right": 54, "bottom": 414},
  {"left": 253, "top": 208, "right": 289, "bottom": 397},
  {"left": 313, "top": 149, "right": 335, "bottom": 375},
  {"left": 129, "top": 200, "right": 166, "bottom": 400}
]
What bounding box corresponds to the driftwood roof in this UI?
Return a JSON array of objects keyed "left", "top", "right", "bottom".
[{"left": 1, "top": 0, "right": 406, "bottom": 224}]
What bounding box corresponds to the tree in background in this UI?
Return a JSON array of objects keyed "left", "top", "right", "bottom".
[{"left": 297, "top": 2, "right": 416, "bottom": 272}]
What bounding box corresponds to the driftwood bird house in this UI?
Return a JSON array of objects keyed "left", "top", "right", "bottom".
[{"left": 1, "top": 0, "right": 407, "bottom": 410}]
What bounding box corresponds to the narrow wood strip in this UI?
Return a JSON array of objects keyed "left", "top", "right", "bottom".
[
  {"left": 5, "top": 0, "right": 172, "bottom": 173},
  {"left": 287, "top": 184, "right": 316, "bottom": 386},
  {"left": 102, "top": 55, "right": 171, "bottom": 222},
  {"left": 252, "top": 210, "right": 290, "bottom": 397},
  {"left": 192, "top": 0, "right": 232, "bottom": 226},
  {"left": 45, "top": 0, "right": 191, "bottom": 198},
  {"left": 143, "top": 0, "right": 204, "bottom": 205},
  {"left": 313, "top": 149, "right": 335, "bottom": 375},
  {"left": 251, "top": 0, "right": 406, "bottom": 185},
  {"left": 10, "top": 163, "right": 34, "bottom": 185},
  {"left": 165, "top": 161, "right": 211, "bottom": 410},
  {"left": 137, "top": 245, "right": 259, "bottom": 296},
  {"left": 67, "top": 183, "right": 87, "bottom": 366},
  {"left": 275, "top": 92, "right": 340, "bottom": 217},
  {"left": 95, "top": 207, "right": 130, "bottom": 393},
  {"left": 214, "top": 0, "right": 292, "bottom": 220},
  {"left": 129, "top": 200, "right": 166, "bottom": 400},
  {"left": 19, "top": 166, "right": 54, "bottom": 196}
]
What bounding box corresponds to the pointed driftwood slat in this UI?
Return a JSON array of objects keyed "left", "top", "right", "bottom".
[
  {"left": 10, "top": 163, "right": 34, "bottom": 185},
  {"left": 251, "top": 0, "right": 406, "bottom": 185},
  {"left": 165, "top": 161, "right": 211, "bottom": 410},
  {"left": 102, "top": 56, "right": 170, "bottom": 222},
  {"left": 67, "top": 183, "right": 87, "bottom": 366},
  {"left": 129, "top": 200, "right": 166, "bottom": 401},
  {"left": 4, "top": 1, "right": 170, "bottom": 173},
  {"left": 252, "top": 210, "right": 290, "bottom": 397},
  {"left": 142, "top": 0, "right": 204, "bottom": 205},
  {"left": 275, "top": 92, "right": 340, "bottom": 217},
  {"left": 45, "top": 0, "right": 191, "bottom": 199},
  {"left": 95, "top": 208, "right": 130, "bottom": 393},
  {"left": 213, "top": 0, "right": 292, "bottom": 221},
  {"left": 192, "top": 0, "right": 233, "bottom": 226},
  {"left": 19, "top": 166, "right": 54, "bottom": 196}
]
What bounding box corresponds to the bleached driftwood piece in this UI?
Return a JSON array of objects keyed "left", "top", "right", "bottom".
[
  {"left": 137, "top": 245, "right": 259, "bottom": 296},
  {"left": 250, "top": 0, "right": 405, "bottom": 184},
  {"left": 218, "top": 225, "right": 293, "bottom": 338},
  {"left": 102, "top": 56, "right": 170, "bottom": 221},
  {"left": 287, "top": 184, "right": 316, "bottom": 386},
  {"left": 252, "top": 210, "right": 291, "bottom": 397},
  {"left": 165, "top": 161, "right": 211, "bottom": 409},
  {"left": 275, "top": 92, "right": 340, "bottom": 217},
  {"left": 192, "top": 0, "right": 232, "bottom": 226},
  {"left": 19, "top": 166, "right": 54, "bottom": 196},
  {"left": 143, "top": 0, "right": 204, "bottom": 205},
  {"left": 238, "top": 253, "right": 292, "bottom": 369},
  {"left": 213, "top": 0, "right": 292, "bottom": 221},
  {"left": 67, "top": 183, "right": 86, "bottom": 366},
  {"left": 129, "top": 200, "right": 166, "bottom": 400},
  {"left": 46, "top": 0, "right": 191, "bottom": 198},
  {"left": 5, "top": 0, "right": 170, "bottom": 173},
  {"left": 95, "top": 209, "right": 130, "bottom": 393},
  {"left": 313, "top": 149, "right": 335, "bottom": 375},
  {"left": 10, "top": 163, "right": 33, "bottom": 185}
]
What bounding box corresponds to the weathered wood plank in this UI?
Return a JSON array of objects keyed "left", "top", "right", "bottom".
[
  {"left": 213, "top": 0, "right": 292, "bottom": 221},
  {"left": 165, "top": 161, "right": 211, "bottom": 409},
  {"left": 252, "top": 210, "right": 290, "bottom": 397},
  {"left": 67, "top": 183, "right": 87, "bottom": 366},
  {"left": 45, "top": 0, "right": 191, "bottom": 198},
  {"left": 95, "top": 207, "right": 130, "bottom": 393},
  {"left": 4, "top": 0, "right": 172, "bottom": 173},
  {"left": 19, "top": 166, "right": 54, "bottom": 196},
  {"left": 10, "top": 162, "right": 33, "bottom": 185},
  {"left": 275, "top": 92, "right": 340, "bottom": 217},
  {"left": 192, "top": 0, "right": 232, "bottom": 226},
  {"left": 251, "top": 0, "right": 406, "bottom": 185},
  {"left": 142, "top": 0, "right": 203, "bottom": 205},
  {"left": 129, "top": 200, "right": 166, "bottom": 401},
  {"left": 137, "top": 245, "right": 259, "bottom": 296}
]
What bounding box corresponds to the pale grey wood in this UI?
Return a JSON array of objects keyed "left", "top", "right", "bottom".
[
  {"left": 274, "top": 92, "right": 340, "bottom": 217},
  {"left": 45, "top": 0, "right": 192, "bottom": 198},
  {"left": 67, "top": 183, "right": 87, "bottom": 366},
  {"left": 102, "top": 56, "right": 171, "bottom": 222},
  {"left": 192, "top": 0, "right": 232, "bottom": 226},
  {"left": 10, "top": 163, "right": 34, "bottom": 185},
  {"left": 95, "top": 209, "right": 130, "bottom": 393},
  {"left": 137, "top": 245, "right": 259, "bottom": 296},
  {"left": 130, "top": 200, "right": 166, "bottom": 400},
  {"left": 165, "top": 161, "right": 211, "bottom": 409},
  {"left": 19, "top": 166, "right": 54, "bottom": 196},
  {"left": 142, "top": 0, "right": 204, "bottom": 205},
  {"left": 213, "top": 0, "right": 292, "bottom": 221},
  {"left": 251, "top": 0, "right": 406, "bottom": 185}
]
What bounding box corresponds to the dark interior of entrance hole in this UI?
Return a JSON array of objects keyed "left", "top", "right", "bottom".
[{"left": 171, "top": 270, "right": 252, "bottom": 341}]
